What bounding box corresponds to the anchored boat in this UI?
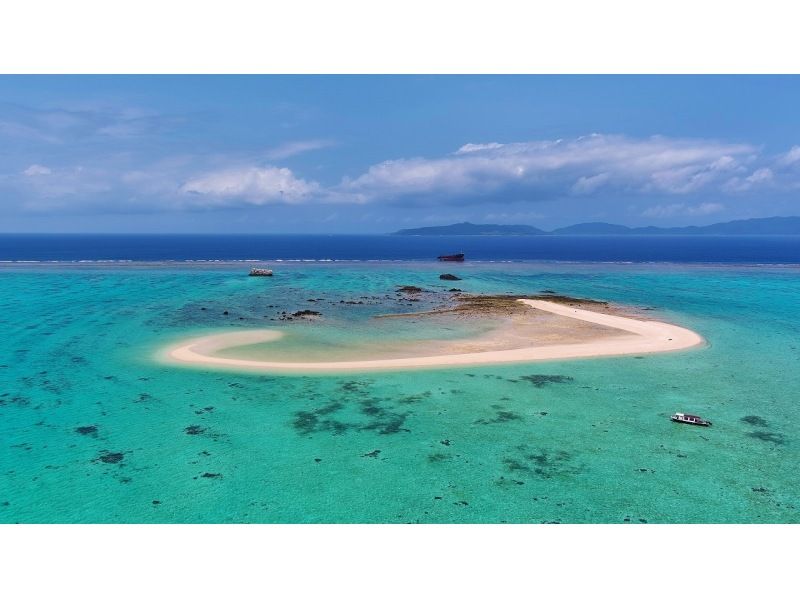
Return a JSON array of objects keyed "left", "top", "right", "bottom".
[
  {"left": 671, "top": 412, "right": 712, "bottom": 427},
  {"left": 437, "top": 253, "right": 465, "bottom": 262}
]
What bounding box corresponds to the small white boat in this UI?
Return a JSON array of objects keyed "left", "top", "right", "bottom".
[
  {"left": 671, "top": 412, "right": 712, "bottom": 427},
  {"left": 248, "top": 268, "right": 273, "bottom": 277}
]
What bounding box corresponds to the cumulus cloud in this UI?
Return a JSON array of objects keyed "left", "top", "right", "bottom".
[
  {"left": 339, "top": 134, "right": 758, "bottom": 202},
  {"left": 179, "top": 166, "right": 319, "bottom": 205},
  {"left": 723, "top": 167, "right": 774, "bottom": 192},
  {"left": 777, "top": 146, "right": 800, "bottom": 167},
  {"left": 5, "top": 129, "right": 800, "bottom": 216}
]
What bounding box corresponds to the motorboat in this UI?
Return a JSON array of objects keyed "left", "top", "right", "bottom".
[{"left": 670, "top": 412, "right": 712, "bottom": 427}]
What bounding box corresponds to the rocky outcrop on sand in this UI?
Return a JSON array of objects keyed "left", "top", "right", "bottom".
[{"left": 292, "top": 310, "right": 322, "bottom": 318}]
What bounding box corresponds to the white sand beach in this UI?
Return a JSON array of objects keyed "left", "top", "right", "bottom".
[{"left": 164, "top": 298, "right": 704, "bottom": 373}]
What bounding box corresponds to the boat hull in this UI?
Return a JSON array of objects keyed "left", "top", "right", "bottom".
[{"left": 671, "top": 417, "right": 711, "bottom": 427}]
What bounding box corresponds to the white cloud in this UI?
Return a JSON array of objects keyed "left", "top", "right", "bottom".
[
  {"left": 23, "top": 164, "right": 52, "bottom": 176},
  {"left": 572, "top": 172, "right": 610, "bottom": 194},
  {"left": 777, "top": 146, "right": 800, "bottom": 167},
  {"left": 455, "top": 142, "right": 505, "bottom": 154},
  {"left": 6, "top": 130, "right": 800, "bottom": 216},
  {"left": 179, "top": 166, "right": 319, "bottom": 205},
  {"left": 723, "top": 167, "right": 774, "bottom": 192},
  {"left": 340, "top": 134, "right": 758, "bottom": 202},
  {"left": 747, "top": 168, "right": 773, "bottom": 184},
  {"left": 265, "top": 139, "right": 334, "bottom": 160}
]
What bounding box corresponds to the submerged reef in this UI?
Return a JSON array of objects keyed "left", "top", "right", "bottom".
[
  {"left": 518, "top": 374, "right": 574, "bottom": 387},
  {"left": 95, "top": 451, "right": 124, "bottom": 464},
  {"left": 502, "top": 446, "right": 583, "bottom": 479},
  {"left": 75, "top": 425, "right": 99, "bottom": 437},
  {"left": 741, "top": 415, "right": 768, "bottom": 427},
  {"left": 292, "top": 382, "right": 416, "bottom": 437}
]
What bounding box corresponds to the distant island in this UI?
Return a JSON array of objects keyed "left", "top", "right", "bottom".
[
  {"left": 393, "top": 216, "right": 800, "bottom": 236},
  {"left": 393, "top": 222, "right": 548, "bottom": 236}
]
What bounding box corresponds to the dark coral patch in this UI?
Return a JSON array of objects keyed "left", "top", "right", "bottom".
[
  {"left": 184, "top": 425, "right": 206, "bottom": 435},
  {"left": 518, "top": 374, "right": 574, "bottom": 387},
  {"left": 747, "top": 431, "right": 785, "bottom": 445},
  {"left": 397, "top": 391, "right": 431, "bottom": 404},
  {"left": 75, "top": 425, "right": 98, "bottom": 437},
  {"left": 7, "top": 395, "right": 31, "bottom": 407},
  {"left": 475, "top": 410, "right": 522, "bottom": 425},
  {"left": 293, "top": 393, "right": 410, "bottom": 436},
  {"left": 96, "top": 451, "right": 124, "bottom": 464},
  {"left": 293, "top": 400, "right": 353, "bottom": 435},
  {"left": 339, "top": 380, "right": 371, "bottom": 394},
  {"left": 741, "top": 415, "right": 768, "bottom": 427},
  {"left": 359, "top": 399, "right": 410, "bottom": 435},
  {"left": 502, "top": 447, "right": 580, "bottom": 479},
  {"left": 427, "top": 453, "right": 451, "bottom": 463}
]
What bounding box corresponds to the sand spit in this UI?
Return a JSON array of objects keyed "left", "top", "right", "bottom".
[{"left": 164, "top": 298, "right": 704, "bottom": 373}]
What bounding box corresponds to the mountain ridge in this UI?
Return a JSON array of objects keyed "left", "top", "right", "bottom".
[
  {"left": 393, "top": 216, "right": 800, "bottom": 236},
  {"left": 393, "top": 222, "right": 547, "bottom": 236}
]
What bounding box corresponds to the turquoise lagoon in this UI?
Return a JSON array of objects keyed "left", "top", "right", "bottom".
[{"left": 1, "top": 262, "right": 798, "bottom": 523}]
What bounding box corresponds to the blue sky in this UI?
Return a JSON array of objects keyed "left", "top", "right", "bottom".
[{"left": 1, "top": 75, "right": 799, "bottom": 233}]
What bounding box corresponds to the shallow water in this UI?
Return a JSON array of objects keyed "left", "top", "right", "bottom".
[{"left": 1, "top": 262, "right": 798, "bottom": 523}]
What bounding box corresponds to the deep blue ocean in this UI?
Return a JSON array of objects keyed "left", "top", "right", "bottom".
[{"left": 1, "top": 234, "right": 799, "bottom": 263}]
